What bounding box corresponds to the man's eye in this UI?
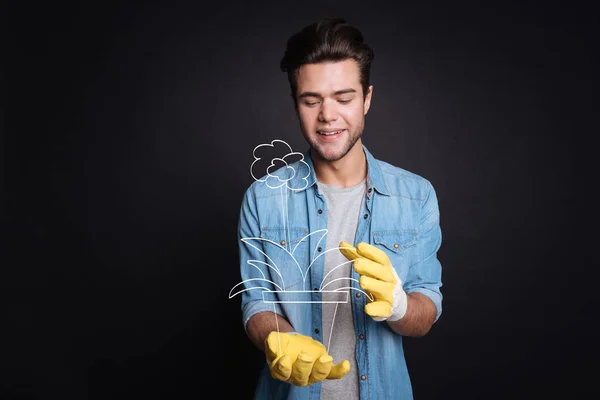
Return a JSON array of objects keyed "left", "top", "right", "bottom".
[
  {"left": 304, "top": 101, "right": 318, "bottom": 107},
  {"left": 338, "top": 99, "right": 352, "bottom": 104}
]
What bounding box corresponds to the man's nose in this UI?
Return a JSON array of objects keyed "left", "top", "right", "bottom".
[{"left": 319, "top": 99, "right": 338, "bottom": 122}]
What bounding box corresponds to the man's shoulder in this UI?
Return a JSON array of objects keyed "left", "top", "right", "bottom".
[
  {"left": 242, "top": 178, "right": 274, "bottom": 198},
  {"left": 374, "top": 158, "right": 433, "bottom": 200},
  {"left": 241, "top": 168, "right": 290, "bottom": 200}
]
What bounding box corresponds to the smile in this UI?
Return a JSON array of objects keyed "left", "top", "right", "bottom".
[{"left": 318, "top": 129, "right": 345, "bottom": 136}]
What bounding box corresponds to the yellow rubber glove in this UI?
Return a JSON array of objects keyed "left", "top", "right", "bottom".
[
  {"left": 264, "top": 331, "right": 350, "bottom": 386},
  {"left": 339, "top": 241, "right": 407, "bottom": 321}
]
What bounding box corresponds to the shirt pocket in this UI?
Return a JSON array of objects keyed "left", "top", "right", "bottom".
[
  {"left": 371, "top": 230, "right": 418, "bottom": 282},
  {"left": 260, "top": 226, "right": 309, "bottom": 290}
]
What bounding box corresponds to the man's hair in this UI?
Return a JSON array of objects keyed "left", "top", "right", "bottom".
[{"left": 280, "top": 17, "right": 375, "bottom": 102}]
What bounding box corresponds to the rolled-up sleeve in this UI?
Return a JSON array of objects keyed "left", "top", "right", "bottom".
[
  {"left": 237, "top": 185, "right": 284, "bottom": 332},
  {"left": 404, "top": 180, "right": 443, "bottom": 322}
]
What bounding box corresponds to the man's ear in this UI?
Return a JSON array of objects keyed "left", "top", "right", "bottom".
[{"left": 364, "top": 85, "right": 373, "bottom": 115}]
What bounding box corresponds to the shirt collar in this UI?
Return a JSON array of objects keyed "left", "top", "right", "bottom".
[{"left": 293, "top": 144, "right": 391, "bottom": 196}]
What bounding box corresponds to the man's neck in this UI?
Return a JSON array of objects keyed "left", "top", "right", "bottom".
[{"left": 312, "top": 140, "right": 367, "bottom": 188}]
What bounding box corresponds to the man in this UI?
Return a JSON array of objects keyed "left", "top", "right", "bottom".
[{"left": 237, "top": 17, "right": 443, "bottom": 399}]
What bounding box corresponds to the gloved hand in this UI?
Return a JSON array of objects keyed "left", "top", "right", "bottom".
[
  {"left": 339, "top": 241, "right": 407, "bottom": 322},
  {"left": 264, "top": 331, "right": 350, "bottom": 386}
]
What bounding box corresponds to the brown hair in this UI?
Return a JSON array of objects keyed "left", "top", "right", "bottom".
[{"left": 280, "top": 17, "right": 375, "bottom": 102}]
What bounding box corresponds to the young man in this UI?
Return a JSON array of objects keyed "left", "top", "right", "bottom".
[{"left": 237, "top": 17, "right": 443, "bottom": 399}]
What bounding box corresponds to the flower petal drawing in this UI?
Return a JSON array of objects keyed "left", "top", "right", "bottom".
[{"left": 250, "top": 140, "right": 313, "bottom": 191}]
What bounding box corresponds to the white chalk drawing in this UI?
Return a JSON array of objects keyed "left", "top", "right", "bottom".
[{"left": 230, "top": 140, "right": 372, "bottom": 353}]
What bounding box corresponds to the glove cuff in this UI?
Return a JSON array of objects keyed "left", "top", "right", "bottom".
[{"left": 387, "top": 267, "right": 407, "bottom": 322}]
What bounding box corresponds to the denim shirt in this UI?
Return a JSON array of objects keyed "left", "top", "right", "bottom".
[{"left": 236, "top": 145, "right": 443, "bottom": 400}]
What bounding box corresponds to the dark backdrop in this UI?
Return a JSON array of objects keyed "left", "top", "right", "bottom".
[{"left": 4, "top": 1, "right": 596, "bottom": 399}]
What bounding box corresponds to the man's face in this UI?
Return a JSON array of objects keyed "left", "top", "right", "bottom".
[{"left": 294, "top": 59, "right": 372, "bottom": 162}]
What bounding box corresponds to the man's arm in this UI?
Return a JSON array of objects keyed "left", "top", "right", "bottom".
[
  {"left": 246, "top": 311, "right": 295, "bottom": 352},
  {"left": 238, "top": 186, "right": 292, "bottom": 352},
  {"left": 386, "top": 292, "right": 437, "bottom": 337},
  {"left": 388, "top": 179, "right": 442, "bottom": 337}
]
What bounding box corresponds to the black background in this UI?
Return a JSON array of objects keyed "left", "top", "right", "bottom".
[{"left": 4, "top": 0, "right": 597, "bottom": 399}]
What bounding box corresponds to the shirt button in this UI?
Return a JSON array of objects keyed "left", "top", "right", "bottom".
[
  {"left": 317, "top": 209, "right": 323, "bottom": 214},
  {"left": 356, "top": 293, "right": 361, "bottom": 298},
  {"left": 280, "top": 240, "right": 286, "bottom": 245},
  {"left": 394, "top": 243, "right": 399, "bottom": 249},
  {"left": 317, "top": 247, "right": 322, "bottom": 252},
  {"left": 361, "top": 375, "right": 366, "bottom": 381},
  {"left": 363, "top": 213, "right": 369, "bottom": 219},
  {"left": 314, "top": 329, "right": 319, "bottom": 334},
  {"left": 359, "top": 334, "right": 365, "bottom": 340},
  {"left": 368, "top": 188, "right": 372, "bottom": 193},
  {"left": 314, "top": 287, "right": 319, "bottom": 291}
]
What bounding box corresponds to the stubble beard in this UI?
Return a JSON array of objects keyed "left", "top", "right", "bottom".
[{"left": 305, "top": 124, "right": 364, "bottom": 162}]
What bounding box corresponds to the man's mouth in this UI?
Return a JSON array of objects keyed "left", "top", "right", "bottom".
[{"left": 318, "top": 129, "right": 345, "bottom": 136}]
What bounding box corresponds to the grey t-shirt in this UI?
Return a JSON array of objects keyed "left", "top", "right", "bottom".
[{"left": 317, "top": 179, "right": 366, "bottom": 400}]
